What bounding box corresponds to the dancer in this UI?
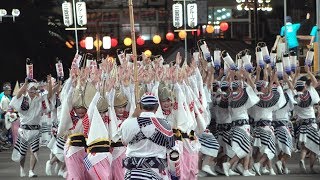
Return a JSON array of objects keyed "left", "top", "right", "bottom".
[
  {"left": 120, "top": 93, "right": 175, "bottom": 179},
  {"left": 45, "top": 80, "right": 67, "bottom": 177},
  {"left": 252, "top": 68, "right": 285, "bottom": 176},
  {"left": 222, "top": 69, "right": 259, "bottom": 177},
  {"left": 10, "top": 76, "right": 52, "bottom": 177},
  {"left": 273, "top": 73, "right": 295, "bottom": 174},
  {"left": 294, "top": 65, "right": 320, "bottom": 173}
]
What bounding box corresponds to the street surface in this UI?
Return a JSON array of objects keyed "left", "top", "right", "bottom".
[{"left": 0, "top": 146, "right": 319, "bottom": 179}]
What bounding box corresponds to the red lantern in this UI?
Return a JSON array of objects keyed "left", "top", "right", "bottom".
[
  {"left": 111, "top": 38, "right": 118, "bottom": 47},
  {"left": 220, "top": 22, "right": 229, "bottom": 32},
  {"left": 137, "top": 36, "right": 145, "bottom": 46},
  {"left": 166, "top": 32, "right": 175, "bottom": 41},
  {"left": 192, "top": 29, "right": 201, "bottom": 36},
  {"left": 80, "top": 39, "right": 86, "bottom": 48}
]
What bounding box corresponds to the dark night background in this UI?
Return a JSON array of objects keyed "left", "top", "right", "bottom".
[
  {"left": 0, "top": 0, "right": 317, "bottom": 88},
  {"left": 0, "top": 0, "right": 75, "bottom": 87}
]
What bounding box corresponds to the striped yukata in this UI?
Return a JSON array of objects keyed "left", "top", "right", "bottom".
[
  {"left": 9, "top": 93, "right": 51, "bottom": 162},
  {"left": 229, "top": 86, "right": 259, "bottom": 159},
  {"left": 273, "top": 90, "right": 294, "bottom": 157},
  {"left": 47, "top": 121, "right": 66, "bottom": 162},
  {"left": 198, "top": 130, "right": 220, "bottom": 157},
  {"left": 294, "top": 86, "right": 320, "bottom": 155},
  {"left": 120, "top": 112, "right": 175, "bottom": 180},
  {"left": 252, "top": 86, "right": 285, "bottom": 160},
  {"left": 213, "top": 93, "right": 234, "bottom": 158},
  {"left": 47, "top": 93, "right": 66, "bottom": 162}
]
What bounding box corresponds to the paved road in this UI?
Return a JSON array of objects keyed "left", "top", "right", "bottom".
[{"left": 0, "top": 146, "right": 319, "bottom": 179}]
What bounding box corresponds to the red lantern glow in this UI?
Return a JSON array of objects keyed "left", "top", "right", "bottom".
[
  {"left": 111, "top": 38, "right": 118, "bottom": 47},
  {"left": 192, "top": 29, "right": 201, "bottom": 36},
  {"left": 220, "top": 22, "right": 229, "bottom": 32},
  {"left": 137, "top": 36, "right": 145, "bottom": 46},
  {"left": 166, "top": 32, "right": 175, "bottom": 41},
  {"left": 80, "top": 39, "right": 86, "bottom": 48}
]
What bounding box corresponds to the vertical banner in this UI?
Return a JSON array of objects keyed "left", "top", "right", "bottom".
[
  {"left": 26, "top": 58, "right": 33, "bottom": 79},
  {"left": 187, "top": 3, "right": 198, "bottom": 28},
  {"left": 62, "top": 1, "right": 73, "bottom": 27},
  {"left": 172, "top": 3, "right": 183, "bottom": 28},
  {"left": 26, "top": 64, "right": 33, "bottom": 79},
  {"left": 55, "top": 61, "right": 64, "bottom": 79},
  {"left": 76, "top": 1, "right": 87, "bottom": 26}
]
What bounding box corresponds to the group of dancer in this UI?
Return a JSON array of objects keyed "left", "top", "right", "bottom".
[{"left": 4, "top": 36, "right": 320, "bottom": 179}]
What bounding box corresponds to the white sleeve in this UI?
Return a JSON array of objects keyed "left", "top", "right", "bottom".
[{"left": 9, "top": 96, "right": 23, "bottom": 113}]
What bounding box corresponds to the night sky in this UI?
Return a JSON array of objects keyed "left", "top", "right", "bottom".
[
  {"left": 0, "top": 0, "right": 316, "bottom": 88},
  {"left": 0, "top": 0, "right": 75, "bottom": 87}
]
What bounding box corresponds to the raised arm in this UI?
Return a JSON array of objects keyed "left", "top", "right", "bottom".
[
  {"left": 242, "top": 68, "right": 255, "bottom": 89},
  {"left": 305, "top": 65, "right": 318, "bottom": 87},
  {"left": 16, "top": 78, "right": 28, "bottom": 99},
  {"left": 283, "top": 72, "right": 294, "bottom": 91},
  {"left": 292, "top": 66, "right": 300, "bottom": 87}
]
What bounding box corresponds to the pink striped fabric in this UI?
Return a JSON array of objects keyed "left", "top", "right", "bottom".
[
  {"left": 111, "top": 152, "right": 126, "bottom": 180},
  {"left": 65, "top": 149, "right": 89, "bottom": 180},
  {"left": 87, "top": 158, "right": 112, "bottom": 180}
]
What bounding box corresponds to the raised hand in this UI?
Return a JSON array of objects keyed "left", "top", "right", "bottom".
[
  {"left": 304, "top": 64, "right": 310, "bottom": 73},
  {"left": 175, "top": 52, "right": 182, "bottom": 66}
]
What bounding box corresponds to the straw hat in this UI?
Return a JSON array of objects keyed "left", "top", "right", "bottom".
[
  {"left": 158, "top": 82, "right": 172, "bottom": 101},
  {"left": 114, "top": 88, "right": 128, "bottom": 107},
  {"left": 72, "top": 82, "right": 97, "bottom": 109},
  {"left": 83, "top": 82, "right": 97, "bottom": 109},
  {"left": 72, "top": 87, "right": 85, "bottom": 108},
  {"left": 97, "top": 97, "right": 109, "bottom": 113},
  {"left": 12, "top": 81, "right": 20, "bottom": 96}
]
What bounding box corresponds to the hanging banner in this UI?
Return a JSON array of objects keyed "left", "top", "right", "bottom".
[
  {"left": 62, "top": 1, "right": 73, "bottom": 27},
  {"left": 187, "top": 3, "right": 198, "bottom": 28},
  {"left": 55, "top": 61, "right": 64, "bottom": 79},
  {"left": 76, "top": 1, "right": 87, "bottom": 26},
  {"left": 172, "top": 3, "right": 183, "bottom": 28},
  {"left": 26, "top": 58, "right": 33, "bottom": 80}
]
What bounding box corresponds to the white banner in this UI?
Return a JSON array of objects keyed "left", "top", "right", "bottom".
[
  {"left": 187, "top": 3, "right": 197, "bottom": 28},
  {"left": 62, "top": 1, "right": 73, "bottom": 27},
  {"left": 26, "top": 64, "right": 33, "bottom": 79},
  {"left": 76, "top": 2, "right": 87, "bottom": 26},
  {"left": 55, "top": 62, "right": 64, "bottom": 78},
  {"left": 172, "top": 3, "right": 183, "bottom": 28}
]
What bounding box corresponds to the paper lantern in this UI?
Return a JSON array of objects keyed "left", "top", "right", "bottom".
[
  {"left": 80, "top": 39, "right": 86, "bottom": 48},
  {"left": 220, "top": 22, "right": 229, "bottom": 31},
  {"left": 65, "top": 41, "right": 73, "bottom": 49},
  {"left": 144, "top": 50, "right": 152, "bottom": 57},
  {"left": 85, "top": 37, "right": 93, "bottom": 49},
  {"left": 94, "top": 39, "right": 102, "bottom": 48},
  {"left": 137, "top": 36, "right": 145, "bottom": 46},
  {"left": 192, "top": 29, "right": 201, "bottom": 36},
  {"left": 206, "top": 25, "right": 214, "bottom": 33},
  {"left": 153, "top": 35, "right": 161, "bottom": 44},
  {"left": 124, "top": 37, "right": 132, "bottom": 46},
  {"left": 111, "top": 38, "right": 118, "bottom": 47},
  {"left": 178, "top": 30, "right": 187, "bottom": 39},
  {"left": 166, "top": 32, "right": 175, "bottom": 41},
  {"left": 102, "top": 36, "right": 111, "bottom": 49}
]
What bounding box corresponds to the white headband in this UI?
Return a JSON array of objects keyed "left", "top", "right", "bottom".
[{"left": 27, "top": 82, "right": 38, "bottom": 90}]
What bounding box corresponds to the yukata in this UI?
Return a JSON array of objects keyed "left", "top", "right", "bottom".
[
  {"left": 121, "top": 112, "right": 175, "bottom": 180},
  {"left": 294, "top": 86, "right": 320, "bottom": 155},
  {"left": 252, "top": 86, "right": 286, "bottom": 160},
  {"left": 10, "top": 93, "right": 50, "bottom": 162},
  {"left": 273, "top": 89, "right": 295, "bottom": 157}
]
